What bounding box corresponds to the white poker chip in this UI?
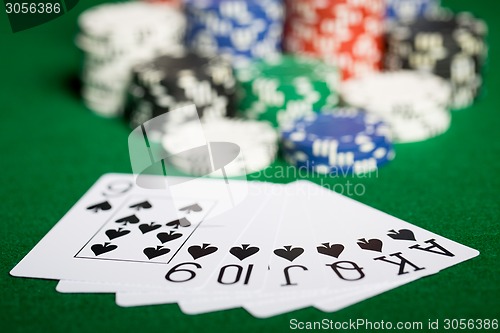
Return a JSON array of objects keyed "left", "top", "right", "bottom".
[
  {"left": 387, "top": 105, "right": 451, "bottom": 143},
  {"left": 341, "top": 70, "right": 451, "bottom": 109},
  {"left": 341, "top": 70, "right": 452, "bottom": 143},
  {"left": 77, "top": 2, "right": 186, "bottom": 117},
  {"left": 162, "top": 118, "right": 278, "bottom": 176},
  {"left": 78, "top": 2, "right": 184, "bottom": 42}
]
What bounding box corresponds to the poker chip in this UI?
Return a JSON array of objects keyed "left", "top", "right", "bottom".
[
  {"left": 385, "top": 10, "right": 488, "bottom": 109},
  {"left": 236, "top": 55, "right": 340, "bottom": 127},
  {"left": 341, "top": 71, "right": 452, "bottom": 143},
  {"left": 77, "top": 2, "right": 185, "bottom": 117},
  {"left": 184, "top": 0, "right": 284, "bottom": 67},
  {"left": 280, "top": 108, "right": 394, "bottom": 175},
  {"left": 283, "top": 0, "right": 385, "bottom": 80},
  {"left": 125, "top": 51, "right": 237, "bottom": 139},
  {"left": 385, "top": 0, "right": 440, "bottom": 25},
  {"left": 162, "top": 118, "right": 278, "bottom": 176}
]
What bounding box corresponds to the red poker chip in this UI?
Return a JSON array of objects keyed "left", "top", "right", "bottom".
[{"left": 283, "top": 0, "right": 384, "bottom": 80}]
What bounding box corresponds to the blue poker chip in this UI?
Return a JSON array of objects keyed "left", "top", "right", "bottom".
[
  {"left": 282, "top": 139, "right": 394, "bottom": 164},
  {"left": 281, "top": 108, "right": 392, "bottom": 149},
  {"left": 282, "top": 134, "right": 391, "bottom": 158},
  {"left": 184, "top": 0, "right": 284, "bottom": 65},
  {"left": 280, "top": 108, "right": 395, "bottom": 174}
]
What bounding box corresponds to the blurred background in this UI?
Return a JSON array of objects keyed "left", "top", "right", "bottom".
[{"left": 1, "top": 0, "right": 496, "bottom": 184}]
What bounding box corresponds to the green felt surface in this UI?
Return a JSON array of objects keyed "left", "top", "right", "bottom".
[{"left": 1, "top": 0, "right": 499, "bottom": 332}]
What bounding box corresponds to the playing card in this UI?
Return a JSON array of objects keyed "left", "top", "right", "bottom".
[
  {"left": 117, "top": 191, "right": 288, "bottom": 309},
  {"left": 76, "top": 196, "right": 213, "bottom": 264},
  {"left": 56, "top": 181, "right": 288, "bottom": 296},
  {"left": 243, "top": 181, "right": 479, "bottom": 318},
  {"left": 10, "top": 173, "right": 259, "bottom": 288}
]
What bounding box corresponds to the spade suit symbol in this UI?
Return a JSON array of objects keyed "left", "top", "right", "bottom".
[
  {"left": 179, "top": 203, "right": 202, "bottom": 214},
  {"left": 273, "top": 246, "right": 304, "bottom": 262},
  {"left": 387, "top": 229, "right": 416, "bottom": 241},
  {"left": 166, "top": 217, "right": 191, "bottom": 228},
  {"left": 105, "top": 228, "right": 130, "bottom": 240},
  {"left": 157, "top": 231, "right": 183, "bottom": 243},
  {"left": 115, "top": 214, "right": 140, "bottom": 225},
  {"left": 129, "top": 201, "right": 152, "bottom": 210},
  {"left": 143, "top": 246, "right": 170, "bottom": 260},
  {"left": 230, "top": 244, "right": 259, "bottom": 261},
  {"left": 91, "top": 242, "right": 117, "bottom": 256},
  {"left": 139, "top": 222, "right": 162, "bottom": 234},
  {"left": 87, "top": 201, "right": 112, "bottom": 212},
  {"left": 357, "top": 238, "right": 383, "bottom": 252},
  {"left": 316, "top": 243, "right": 344, "bottom": 258},
  {"left": 188, "top": 244, "right": 218, "bottom": 260}
]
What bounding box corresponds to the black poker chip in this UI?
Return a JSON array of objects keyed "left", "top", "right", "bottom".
[
  {"left": 384, "top": 10, "right": 488, "bottom": 109},
  {"left": 124, "top": 51, "right": 237, "bottom": 131}
]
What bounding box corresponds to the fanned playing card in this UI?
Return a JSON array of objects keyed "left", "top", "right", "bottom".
[{"left": 10, "top": 174, "right": 255, "bottom": 288}]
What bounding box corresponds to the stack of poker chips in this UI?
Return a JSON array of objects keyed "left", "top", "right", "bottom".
[
  {"left": 236, "top": 55, "right": 340, "bottom": 128},
  {"left": 281, "top": 108, "right": 394, "bottom": 175},
  {"left": 184, "top": 0, "right": 284, "bottom": 67},
  {"left": 283, "top": 0, "right": 385, "bottom": 80},
  {"left": 77, "top": 2, "right": 185, "bottom": 117},
  {"left": 385, "top": 0, "right": 440, "bottom": 25},
  {"left": 384, "top": 11, "right": 488, "bottom": 109},
  {"left": 162, "top": 118, "right": 278, "bottom": 176},
  {"left": 125, "top": 51, "right": 237, "bottom": 137},
  {"left": 341, "top": 71, "right": 452, "bottom": 143}
]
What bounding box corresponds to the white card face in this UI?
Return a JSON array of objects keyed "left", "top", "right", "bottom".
[
  {"left": 298, "top": 181, "right": 479, "bottom": 288},
  {"left": 185, "top": 192, "right": 287, "bottom": 292},
  {"left": 10, "top": 174, "right": 271, "bottom": 289},
  {"left": 242, "top": 184, "right": 329, "bottom": 301},
  {"left": 150, "top": 183, "right": 280, "bottom": 291},
  {"left": 151, "top": 194, "right": 287, "bottom": 312},
  {"left": 115, "top": 193, "right": 288, "bottom": 308},
  {"left": 243, "top": 181, "right": 480, "bottom": 318}
]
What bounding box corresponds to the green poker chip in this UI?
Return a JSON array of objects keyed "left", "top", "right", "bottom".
[{"left": 235, "top": 55, "right": 340, "bottom": 127}]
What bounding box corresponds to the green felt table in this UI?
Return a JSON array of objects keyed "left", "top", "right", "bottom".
[{"left": 1, "top": 0, "right": 499, "bottom": 332}]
